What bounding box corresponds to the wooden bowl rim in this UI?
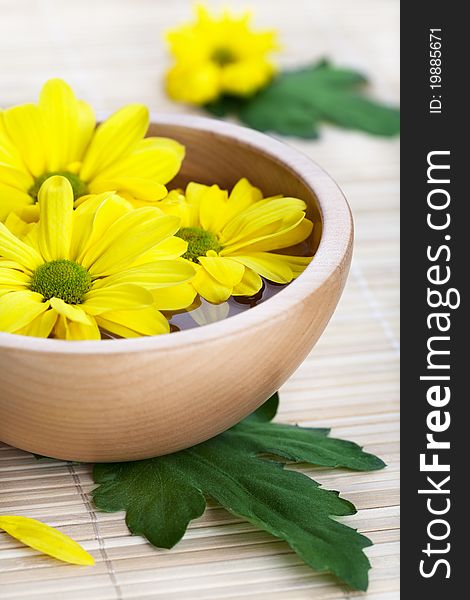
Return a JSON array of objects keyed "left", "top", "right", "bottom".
[{"left": 0, "top": 114, "right": 353, "bottom": 354}]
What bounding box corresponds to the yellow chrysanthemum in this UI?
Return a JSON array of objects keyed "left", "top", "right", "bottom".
[
  {"left": 0, "top": 79, "right": 185, "bottom": 221},
  {"left": 157, "top": 178, "right": 313, "bottom": 304},
  {"left": 165, "top": 5, "right": 278, "bottom": 105},
  {"left": 0, "top": 176, "right": 195, "bottom": 340}
]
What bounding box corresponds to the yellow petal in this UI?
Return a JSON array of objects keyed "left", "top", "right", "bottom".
[
  {"left": 4, "top": 212, "right": 34, "bottom": 239},
  {"left": 0, "top": 163, "right": 33, "bottom": 191},
  {"left": 135, "top": 236, "right": 188, "bottom": 263},
  {"left": 220, "top": 197, "right": 307, "bottom": 247},
  {"left": 2, "top": 104, "right": 46, "bottom": 177},
  {"left": 96, "top": 306, "right": 170, "bottom": 337},
  {"left": 39, "top": 79, "right": 94, "bottom": 171},
  {"left": 232, "top": 267, "right": 263, "bottom": 296},
  {"left": 221, "top": 58, "right": 274, "bottom": 96},
  {"left": 166, "top": 61, "right": 221, "bottom": 105},
  {"left": 82, "top": 210, "right": 180, "bottom": 276},
  {"left": 229, "top": 252, "right": 312, "bottom": 283},
  {"left": 198, "top": 253, "right": 244, "bottom": 287},
  {"left": 151, "top": 281, "right": 197, "bottom": 310},
  {"left": 80, "top": 104, "right": 149, "bottom": 181},
  {"left": 83, "top": 284, "right": 153, "bottom": 315},
  {"left": 88, "top": 177, "right": 167, "bottom": 202},
  {"left": 0, "top": 111, "right": 26, "bottom": 169},
  {"left": 0, "top": 516, "right": 94, "bottom": 566},
  {"left": 37, "top": 176, "right": 74, "bottom": 261},
  {"left": 0, "top": 183, "right": 33, "bottom": 222},
  {"left": 16, "top": 204, "right": 40, "bottom": 224},
  {"left": 192, "top": 267, "right": 232, "bottom": 304},
  {"left": 16, "top": 309, "right": 58, "bottom": 338},
  {"left": 90, "top": 136, "right": 185, "bottom": 191},
  {"left": 53, "top": 314, "right": 101, "bottom": 340},
  {"left": 92, "top": 260, "right": 195, "bottom": 290},
  {"left": 72, "top": 193, "right": 132, "bottom": 262},
  {"left": 0, "top": 221, "right": 43, "bottom": 271},
  {"left": 0, "top": 291, "right": 49, "bottom": 332},
  {"left": 228, "top": 252, "right": 294, "bottom": 283},
  {"left": 0, "top": 266, "right": 29, "bottom": 289},
  {"left": 221, "top": 178, "right": 263, "bottom": 227},
  {"left": 50, "top": 297, "right": 92, "bottom": 325},
  {"left": 76, "top": 100, "right": 96, "bottom": 160},
  {"left": 199, "top": 185, "right": 229, "bottom": 233},
  {"left": 228, "top": 218, "right": 313, "bottom": 253}
]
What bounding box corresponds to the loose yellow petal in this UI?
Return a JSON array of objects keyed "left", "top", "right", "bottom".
[
  {"left": 0, "top": 516, "right": 94, "bottom": 566},
  {"left": 37, "top": 176, "right": 74, "bottom": 261},
  {"left": 80, "top": 104, "right": 149, "bottom": 181}
]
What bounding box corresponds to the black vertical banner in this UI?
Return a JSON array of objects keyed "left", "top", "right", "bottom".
[{"left": 401, "top": 3, "right": 465, "bottom": 596}]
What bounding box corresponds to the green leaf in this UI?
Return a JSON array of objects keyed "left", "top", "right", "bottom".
[
  {"left": 93, "top": 395, "right": 385, "bottom": 590},
  {"left": 204, "top": 60, "right": 400, "bottom": 138}
]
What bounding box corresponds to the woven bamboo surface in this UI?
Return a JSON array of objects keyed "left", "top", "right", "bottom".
[{"left": 0, "top": 0, "right": 399, "bottom": 598}]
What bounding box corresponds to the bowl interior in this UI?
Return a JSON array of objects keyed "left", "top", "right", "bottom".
[{"left": 148, "top": 122, "right": 323, "bottom": 256}]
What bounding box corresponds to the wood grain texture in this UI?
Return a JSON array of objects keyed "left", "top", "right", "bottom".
[{"left": 0, "top": 0, "right": 399, "bottom": 598}]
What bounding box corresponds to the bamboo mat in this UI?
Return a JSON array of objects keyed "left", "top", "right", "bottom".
[{"left": 0, "top": 0, "right": 400, "bottom": 598}]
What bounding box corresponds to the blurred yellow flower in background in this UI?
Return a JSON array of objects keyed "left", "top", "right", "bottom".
[
  {"left": 0, "top": 176, "right": 195, "bottom": 340},
  {"left": 157, "top": 178, "right": 313, "bottom": 304},
  {"left": 165, "top": 5, "right": 278, "bottom": 105},
  {"left": 0, "top": 79, "right": 184, "bottom": 221}
]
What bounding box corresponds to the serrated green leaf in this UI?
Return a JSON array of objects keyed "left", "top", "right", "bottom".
[
  {"left": 93, "top": 395, "right": 385, "bottom": 590},
  {"left": 204, "top": 60, "right": 400, "bottom": 138}
]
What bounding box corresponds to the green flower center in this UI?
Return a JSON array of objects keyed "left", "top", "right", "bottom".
[
  {"left": 212, "top": 48, "right": 236, "bottom": 66},
  {"left": 30, "top": 259, "right": 92, "bottom": 304},
  {"left": 176, "top": 227, "right": 222, "bottom": 263},
  {"left": 29, "top": 171, "right": 88, "bottom": 202}
]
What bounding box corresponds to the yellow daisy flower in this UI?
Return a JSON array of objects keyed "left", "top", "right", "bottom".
[
  {"left": 165, "top": 5, "right": 278, "bottom": 105},
  {"left": 157, "top": 178, "right": 313, "bottom": 304},
  {"left": 0, "top": 176, "right": 195, "bottom": 340},
  {"left": 0, "top": 79, "right": 185, "bottom": 221}
]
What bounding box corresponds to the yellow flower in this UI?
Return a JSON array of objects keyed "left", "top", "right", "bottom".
[
  {"left": 0, "top": 176, "right": 195, "bottom": 340},
  {"left": 157, "top": 178, "right": 313, "bottom": 304},
  {"left": 0, "top": 79, "right": 185, "bottom": 221},
  {"left": 165, "top": 5, "right": 278, "bottom": 105},
  {"left": 0, "top": 515, "right": 94, "bottom": 566}
]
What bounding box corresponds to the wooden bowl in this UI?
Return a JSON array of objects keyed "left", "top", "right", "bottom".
[{"left": 0, "top": 115, "right": 353, "bottom": 462}]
